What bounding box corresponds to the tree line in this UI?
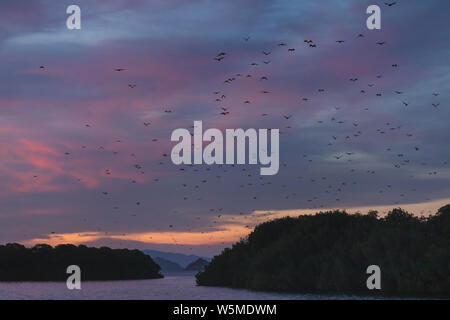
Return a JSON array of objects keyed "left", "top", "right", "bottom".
[
  {"left": 0, "top": 244, "right": 163, "bottom": 281},
  {"left": 196, "top": 205, "right": 450, "bottom": 297}
]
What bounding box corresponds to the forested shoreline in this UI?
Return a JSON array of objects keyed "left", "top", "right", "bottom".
[
  {"left": 196, "top": 205, "right": 450, "bottom": 297},
  {"left": 0, "top": 244, "right": 163, "bottom": 281}
]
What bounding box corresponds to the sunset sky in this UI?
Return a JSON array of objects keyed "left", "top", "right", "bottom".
[{"left": 1, "top": 0, "right": 449, "bottom": 256}]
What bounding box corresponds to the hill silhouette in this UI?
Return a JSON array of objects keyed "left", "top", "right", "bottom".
[
  {"left": 153, "top": 257, "right": 185, "bottom": 273},
  {"left": 0, "top": 244, "right": 163, "bottom": 281},
  {"left": 143, "top": 249, "right": 209, "bottom": 268},
  {"left": 196, "top": 205, "right": 450, "bottom": 297},
  {"left": 185, "top": 258, "right": 209, "bottom": 272}
]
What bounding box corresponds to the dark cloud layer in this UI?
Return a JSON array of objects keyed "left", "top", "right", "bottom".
[{"left": 0, "top": 0, "right": 449, "bottom": 256}]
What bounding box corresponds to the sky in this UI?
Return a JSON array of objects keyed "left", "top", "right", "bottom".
[{"left": 0, "top": 0, "right": 449, "bottom": 257}]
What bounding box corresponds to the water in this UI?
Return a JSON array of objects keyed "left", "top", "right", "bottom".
[{"left": 0, "top": 274, "right": 385, "bottom": 300}]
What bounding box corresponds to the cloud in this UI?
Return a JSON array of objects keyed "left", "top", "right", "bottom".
[{"left": 0, "top": 0, "right": 449, "bottom": 255}]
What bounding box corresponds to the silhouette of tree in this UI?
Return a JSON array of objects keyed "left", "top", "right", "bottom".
[
  {"left": 0, "top": 244, "right": 163, "bottom": 281},
  {"left": 196, "top": 206, "right": 450, "bottom": 297}
]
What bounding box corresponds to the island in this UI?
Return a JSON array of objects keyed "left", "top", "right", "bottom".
[
  {"left": 185, "top": 258, "right": 209, "bottom": 272},
  {"left": 0, "top": 244, "right": 163, "bottom": 281},
  {"left": 196, "top": 205, "right": 450, "bottom": 297}
]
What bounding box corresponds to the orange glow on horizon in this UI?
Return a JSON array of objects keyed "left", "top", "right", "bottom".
[
  {"left": 20, "top": 197, "right": 450, "bottom": 248},
  {"left": 22, "top": 224, "right": 252, "bottom": 247}
]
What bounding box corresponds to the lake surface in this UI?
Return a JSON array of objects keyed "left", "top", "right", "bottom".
[{"left": 0, "top": 274, "right": 385, "bottom": 300}]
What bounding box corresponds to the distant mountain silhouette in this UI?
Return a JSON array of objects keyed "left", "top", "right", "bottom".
[
  {"left": 143, "top": 249, "right": 209, "bottom": 268},
  {"left": 0, "top": 244, "right": 163, "bottom": 281},
  {"left": 185, "top": 258, "right": 209, "bottom": 272},
  {"left": 153, "top": 257, "right": 184, "bottom": 273},
  {"left": 197, "top": 206, "right": 450, "bottom": 297}
]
